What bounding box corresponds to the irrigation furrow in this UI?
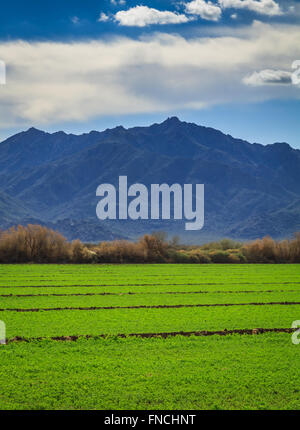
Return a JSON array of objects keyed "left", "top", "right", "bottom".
[
  {"left": 0, "top": 281, "right": 299, "bottom": 288},
  {"left": 5, "top": 327, "right": 296, "bottom": 343},
  {"left": 1, "top": 301, "right": 300, "bottom": 312},
  {"left": 0, "top": 289, "right": 299, "bottom": 297}
]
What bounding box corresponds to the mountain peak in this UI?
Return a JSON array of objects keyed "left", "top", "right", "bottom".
[
  {"left": 53, "top": 131, "right": 67, "bottom": 136},
  {"left": 26, "top": 127, "right": 45, "bottom": 135},
  {"left": 163, "top": 116, "right": 181, "bottom": 125},
  {"left": 271, "top": 142, "right": 291, "bottom": 149}
]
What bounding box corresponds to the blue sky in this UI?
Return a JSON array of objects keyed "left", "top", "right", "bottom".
[{"left": 0, "top": 0, "right": 299, "bottom": 147}]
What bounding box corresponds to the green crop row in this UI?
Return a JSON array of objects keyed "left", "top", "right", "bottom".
[
  {"left": 1, "top": 282, "right": 299, "bottom": 296},
  {"left": 0, "top": 333, "right": 298, "bottom": 410},
  {"left": 1, "top": 304, "right": 299, "bottom": 339},
  {"left": 1, "top": 291, "right": 300, "bottom": 310},
  {"left": 0, "top": 264, "right": 299, "bottom": 277}
]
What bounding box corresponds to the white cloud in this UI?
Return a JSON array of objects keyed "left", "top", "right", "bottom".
[
  {"left": 185, "top": 0, "right": 222, "bottom": 21},
  {"left": 218, "top": 0, "right": 283, "bottom": 16},
  {"left": 98, "top": 13, "right": 110, "bottom": 22},
  {"left": 243, "top": 69, "right": 292, "bottom": 85},
  {"left": 114, "top": 5, "right": 190, "bottom": 27},
  {"left": 0, "top": 22, "right": 299, "bottom": 129},
  {"left": 111, "top": 0, "right": 126, "bottom": 5},
  {"left": 71, "top": 16, "right": 80, "bottom": 24}
]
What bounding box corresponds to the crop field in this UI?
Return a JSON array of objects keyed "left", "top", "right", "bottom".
[{"left": 0, "top": 264, "right": 299, "bottom": 410}]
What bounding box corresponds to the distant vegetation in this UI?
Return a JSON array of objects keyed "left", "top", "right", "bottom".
[{"left": 0, "top": 224, "right": 299, "bottom": 264}]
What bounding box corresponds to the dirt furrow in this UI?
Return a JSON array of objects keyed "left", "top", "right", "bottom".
[
  {"left": 0, "top": 289, "right": 299, "bottom": 297},
  {"left": 0, "top": 281, "right": 299, "bottom": 288},
  {"left": 5, "top": 327, "right": 296, "bottom": 343},
  {"left": 1, "top": 301, "right": 300, "bottom": 312}
]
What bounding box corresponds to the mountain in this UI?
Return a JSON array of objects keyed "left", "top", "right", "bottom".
[
  {"left": 0, "top": 192, "right": 35, "bottom": 225},
  {"left": 0, "top": 117, "right": 299, "bottom": 243}
]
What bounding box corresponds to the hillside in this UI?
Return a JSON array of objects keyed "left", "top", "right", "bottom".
[{"left": 0, "top": 117, "right": 299, "bottom": 242}]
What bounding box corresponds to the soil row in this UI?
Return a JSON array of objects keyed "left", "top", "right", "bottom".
[
  {"left": 0, "top": 289, "right": 298, "bottom": 298},
  {"left": 0, "top": 281, "right": 299, "bottom": 288},
  {"left": 5, "top": 327, "right": 295, "bottom": 343},
  {"left": 1, "top": 301, "right": 300, "bottom": 312}
]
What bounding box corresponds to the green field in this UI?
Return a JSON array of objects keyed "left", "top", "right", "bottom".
[{"left": 0, "top": 264, "right": 299, "bottom": 410}]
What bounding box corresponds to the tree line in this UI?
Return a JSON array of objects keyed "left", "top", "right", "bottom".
[{"left": 0, "top": 224, "right": 299, "bottom": 264}]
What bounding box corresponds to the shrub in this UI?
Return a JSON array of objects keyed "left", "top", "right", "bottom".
[
  {"left": 188, "top": 250, "right": 211, "bottom": 263},
  {"left": 95, "top": 240, "right": 146, "bottom": 264},
  {"left": 0, "top": 225, "right": 70, "bottom": 263},
  {"left": 138, "top": 233, "right": 169, "bottom": 262},
  {"left": 200, "top": 238, "right": 242, "bottom": 251},
  {"left": 71, "top": 240, "right": 97, "bottom": 263},
  {"left": 242, "top": 234, "right": 300, "bottom": 263},
  {"left": 208, "top": 250, "right": 232, "bottom": 263},
  {"left": 169, "top": 251, "right": 193, "bottom": 264},
  {"left": 0, "top": 224, "right": 298, "bottom": 264},
  {"left": 0, "top": 224, "right": 93, "bottom": 264}
]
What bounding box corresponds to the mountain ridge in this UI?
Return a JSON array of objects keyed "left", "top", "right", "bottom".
[{"left": 0, "top": 117, "right": 299, "bottom": 243}]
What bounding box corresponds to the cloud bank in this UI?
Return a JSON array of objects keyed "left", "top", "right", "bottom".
[
  {"left": 244, "top": 69, "right": 292, "bottom": 85},
  {"left": 101, "top": 0, "right": 284, "bottom": 27},
  {"left": 114, "top": 6, "right": 190, "bottom": 27},
  {"left": 185, "top": 0, "right": 222, "bottom": 21},
  {"left": 0, "top": 22, "right": 299, "bottom": 129},
  {"left": 219, "top": 0, "right": 283, "bottom": 16}
]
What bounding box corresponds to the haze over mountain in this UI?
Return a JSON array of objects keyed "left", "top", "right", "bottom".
[{"left": 0, "top": 117, "right": 299, "bottom": 243}]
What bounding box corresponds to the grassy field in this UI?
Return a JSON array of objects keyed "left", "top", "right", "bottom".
[{"left": 0, "top": 264, "right": 299, "bottom": 410}]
